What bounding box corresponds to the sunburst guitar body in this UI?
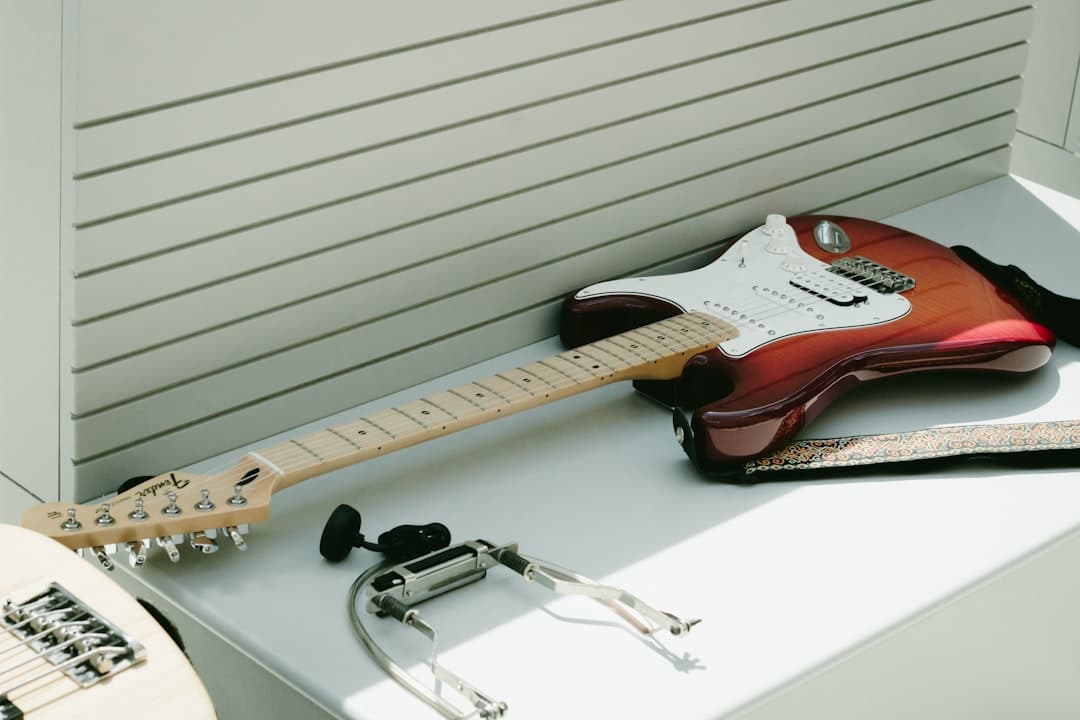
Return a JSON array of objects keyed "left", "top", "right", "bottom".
[{"left": 561, "top": 214, "right": 1055, "bottom": 471}]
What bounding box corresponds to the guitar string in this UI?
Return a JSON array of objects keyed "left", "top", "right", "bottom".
[
  {"left": 103, "top": 314, "right": 731, "bottom": 513},
  {"left": 238, "top": 319, "right": 725, "bottom": 477},
  {"left": 103, "top": 277, "right": 944, "bottom": 511}
]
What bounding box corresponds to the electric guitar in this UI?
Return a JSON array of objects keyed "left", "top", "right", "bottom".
[
  {"left": 0, "top": 524, "right": 216, "bottom": 719},
  {"left": 20, "top": 214, "right": 1054, "bottom": 565}
]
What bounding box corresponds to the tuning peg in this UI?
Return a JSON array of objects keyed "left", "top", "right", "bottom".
[
  {"left": 224, "top": 525, "right": 248, "bottom": 552},
  {"left": 60, "top": 508, "right": 82, "bottom": 532},
  {"left": 91, "top": 545, "right": 115, "bottom": 571},
  {"left": 128, "top": 497, "right": 149, "bottom": 521},
  {"left": 126, "top": 539, "right": 150, "bottom": 568},
  {"left": 194, "top": 489, "right": 215, "bottom": 512},
  {"left": 228, "top": 483, "right": 248, "bottom": 506},
  {"left": 162, "top": 492, "right": 182, "bottom": 516},
  {"left": 95, "top": 503, "right": 116, "bottom": 526},
  {"left": 155, "top": 536, "right": 182, "bottom": 563},
  {"left": 188, "top": 530, "right": 219, "bottom": 555}
]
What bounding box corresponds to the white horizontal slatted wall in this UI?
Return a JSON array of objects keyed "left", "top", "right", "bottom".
[{"left": 65, "top": 0, "right": 1033, "bottom": 499}]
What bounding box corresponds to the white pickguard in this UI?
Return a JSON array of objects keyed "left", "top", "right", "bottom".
[{"left": 574, "top": 216, "right": 911, "bottom": 358}]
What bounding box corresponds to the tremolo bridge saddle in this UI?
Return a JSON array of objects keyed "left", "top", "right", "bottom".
[{"left": 0, "top": 584, "right": 145, "bottom": 719}]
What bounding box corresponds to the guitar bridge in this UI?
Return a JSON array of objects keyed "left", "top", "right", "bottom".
[
  {"left": 1, "top": 583, "right": 146, "bottom": 716},
  {"left": 828, "top": 255, "right": 915, "bottom": 293}
]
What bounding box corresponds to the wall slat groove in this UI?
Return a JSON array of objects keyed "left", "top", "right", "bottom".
[
  {"left": 73, "top": 0, "right": 624, "bottom": 128},
  {"left": 74, "top": 0, "right": 1001, "bottom": 226},
  {"left": 71, "top": 71, "right": 1024, "bottom": 375},
  {"left": 71, "top": 110, "right": 1017, "bottom": 457},
  {"left": 74, "top": 52, "right": 1026, "bottom": 327},
  {"left": 69, "top": 127, "right": 1016, "bottom": 481},
  {"left": 52, "top": 1, "right": 1032, "bottom": 498},
  {"left": 74, "top": 0, "right": 791, "bottom": 176},
  {"left": 71, "top": 4, "right": 1029, "bottom": 282}
]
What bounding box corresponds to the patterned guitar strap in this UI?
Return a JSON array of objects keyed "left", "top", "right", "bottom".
[{"left": 700, "top": 246, "right": 1080, "bottom": 481}]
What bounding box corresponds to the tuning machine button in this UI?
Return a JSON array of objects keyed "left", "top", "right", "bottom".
[
  {"left": 156, "top": 536, "right": 182, "bottom": 563},
  {"left": 188, "top": 530, "right": 220, "bottom": 555},
  {"left": 224, "top": 525, "right": 248, "bottom": 552},
  {"left": 91, "top": 545, "right": 115, "bottom": 571},
  {"left": 126, "top": 539, "right": 150, "bottom": 568}
]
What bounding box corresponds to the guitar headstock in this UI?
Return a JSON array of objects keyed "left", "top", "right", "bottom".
[{"left": 21, "top": 465, "right": 274, "bottom": 569}]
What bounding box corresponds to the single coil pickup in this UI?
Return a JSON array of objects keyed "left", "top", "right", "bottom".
[
  {"left": 788, "top": 280, "right": 865, "bottom": 307},
  {"left": 828, "top": 256, "right": 915, "bottom": 293}
]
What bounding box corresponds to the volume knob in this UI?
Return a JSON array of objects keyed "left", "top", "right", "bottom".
[{"left": 762, "top": 214, "right": 796, "bottom": 255}]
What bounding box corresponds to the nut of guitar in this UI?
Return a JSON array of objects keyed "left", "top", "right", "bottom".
[{"left": 0, "top": 525, "right": 216, "bottom": 720}]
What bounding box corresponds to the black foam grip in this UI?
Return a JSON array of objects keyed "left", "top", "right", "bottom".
[
  {"left": 376, "top": 594, "right": 411, "bottom": 623},
  {"left": 496, "top": 549, "right": 532, "bottom": 576},
  {"left": 320, "top": 504, "right": 363, "bottom": 562}
]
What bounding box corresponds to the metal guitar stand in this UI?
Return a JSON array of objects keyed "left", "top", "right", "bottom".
[{"left": 347, "top": 539, "right": 699, "bottom": 719}]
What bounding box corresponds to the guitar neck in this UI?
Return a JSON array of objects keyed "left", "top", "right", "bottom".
[{"left": 252, "top": 312, "right": 736, "bottom": 492}]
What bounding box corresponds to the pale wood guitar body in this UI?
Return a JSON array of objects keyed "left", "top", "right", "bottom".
[{"left": 0, "top": 524, "right": 216, "bottom": 720}]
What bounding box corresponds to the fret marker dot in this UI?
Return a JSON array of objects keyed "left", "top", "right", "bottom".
[
  {"left": 592, "top": 364, "right": 600, "bottom": 369},
  {"left": 475, "top": 392, "right": 484, "bottom": 397},
  {"left": 420, "top": 410, "right": 430, "bottom": 415},
  {"left": 358, "top": 430, "right": 367, "bottom": 435}
]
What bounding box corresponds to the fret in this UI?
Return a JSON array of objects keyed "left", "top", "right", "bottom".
[
  {"left": 576, "top": 343, "right": 631, "bottom": 371},
  {"left": 473, "top": 376, "right": 523, "bottom": 404},
  {"left": 620, "top": 329, "right": 670, "bottom": 359},
  {"left": 257, "top": 311, "right": 740, "bottom": 492},
  {"left": 355, "top": 416, "right": 397, "bottom": 441},
  {"left": 291, "top": 429, "right": 355, "bottom": 461},
  {"left": 326, "top": 427, "right": 364, "bottom": 451},
  {"left": 649, "top": 319, "right": 698, "bottom": 352},
  {"left": 668, "top": 313, "right": 726, "bottom": 344},
  {"left": 408, "top": 398, "right": 459, "bottom": 424},
  {"left": 540, "top": 356, "right": 590, "bottom": 384},
  {"left": 450, "top": 384, "right": 505, "bottom": 411},
  {"left": 426, "top": 390, "right": 484, "bottom": 420},
  {"left": 518, "top": 362, "right": 565, "bottom": 390},
  {"left": 369, "top": 409, "right": 416, "bottom": 437},
  {"left": 557, "top": 351, "right": 605, "bottom": 378},
  {"left": 290, "top": 439, "right": 326, "bottom": 462},
  {"left": 600, "top": 335, "right": 651, "bottom": 364},
  {"left": 390, "top": 405, "right": 430, "bottom": 430},
  {"left": 495, "top": 372, "right": 538, "bottom": 397}
]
